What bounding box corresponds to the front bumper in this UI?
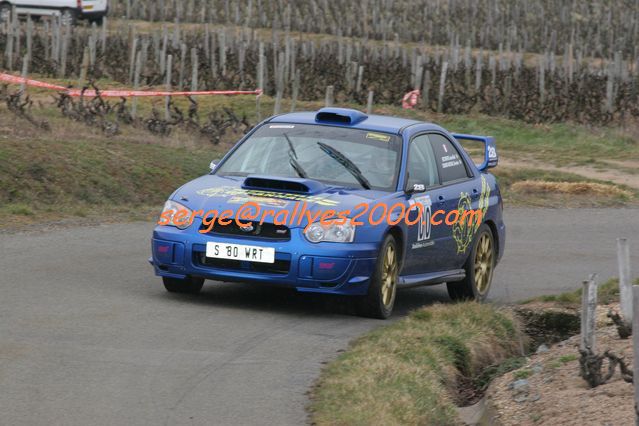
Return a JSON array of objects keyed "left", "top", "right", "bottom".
[
  {"left": 150, "top": 225, "right": 379, "bottom": 296},
  {"left": 79, "top": 7, "right": 108, "bottom": 20}
]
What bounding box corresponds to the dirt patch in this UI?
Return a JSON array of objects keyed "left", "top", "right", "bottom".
[
  {"left": 500, "top": 157, "right": 639, "bottom": 191},
  {"left": 600, "top": 159, "right": 639, "bottom": 173},
  {"left": 487, "top": 303, "right": 634, "bottom": 426},
  {"left": 514, "top": 303, "right": 581, "bottom": 348},
  {"left": 511, "top": 181, "right": 633, "bottom": 198}
]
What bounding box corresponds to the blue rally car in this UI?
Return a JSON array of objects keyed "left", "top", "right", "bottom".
[{"left": 150, "top": 108, "right": 505, "bottom": 318}]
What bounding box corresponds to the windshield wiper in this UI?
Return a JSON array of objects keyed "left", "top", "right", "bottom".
[
  {"left": 283, "top": 133, "right": 308, "bottom": 178},
  {"left": 316, "top": 142, "right": 371, "bottom": 190}
]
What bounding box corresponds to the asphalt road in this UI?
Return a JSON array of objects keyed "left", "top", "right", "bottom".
[{"left": 1, "top": 208, "right": 638, "bottom": 426}]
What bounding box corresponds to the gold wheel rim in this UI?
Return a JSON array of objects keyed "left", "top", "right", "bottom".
[
  {"left": 474, "top": 233, "right": 494, "bottom": 295},
  {"left": 381, "top": 244, "right": 397, "bottom": 307}
]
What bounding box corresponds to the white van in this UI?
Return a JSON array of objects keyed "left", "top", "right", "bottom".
[{"left": 0, "top": 0, "right": 108, "bottom": 25}]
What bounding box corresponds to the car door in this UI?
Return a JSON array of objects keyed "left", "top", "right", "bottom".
[
  {"left": 428, "top": 133, "right": 479, "bottom": 270},
  {"left": 401, "top": 134, "right": 450, "bottom": 275}
]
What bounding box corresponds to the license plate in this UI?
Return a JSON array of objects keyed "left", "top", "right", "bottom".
[{"left": 206, "top": 242, "right": 275, "bottom": 264}]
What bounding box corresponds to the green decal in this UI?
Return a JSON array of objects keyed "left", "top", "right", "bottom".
[
  {"left": 196, "top": 186, "right": 339, "bottom": 206},
  {"left": 452, "top": 175, "right": 490, "bottom": 254}
]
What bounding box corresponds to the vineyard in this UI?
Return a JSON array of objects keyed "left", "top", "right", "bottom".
[{"left": 1, "top": 0, "right": 639, "bottom": 128}]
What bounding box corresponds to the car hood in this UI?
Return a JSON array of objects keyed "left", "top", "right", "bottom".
[{"left": 171, "top": 174, "right": 400, "bottom": 229}]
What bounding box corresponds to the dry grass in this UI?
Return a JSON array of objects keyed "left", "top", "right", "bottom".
[
  {"left": 308, "top": 303, "right": 524, "bottom": 426},
  {"left": 0, "top": 106, "right": 219, "bottom": 229},
  {"left": 511, "top": 180, "right": 633, "bottom": 198}
]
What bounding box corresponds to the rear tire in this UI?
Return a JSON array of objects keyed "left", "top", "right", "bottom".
[
  {"left": 88, "top": 15, "right": 105, "bottom": 25},
  {"left": 447, "top": 223, "right": 495, "bottom": 302},
  {"left": 357, "top": 234, "right": 399, "bottom": 319},
  {"left": 163, "top": 276, "right": 204, "bottom": 294}
]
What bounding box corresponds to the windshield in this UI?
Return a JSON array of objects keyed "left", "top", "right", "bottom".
[{"left": 214, "top": 123, "right": 402, "bottom": 191}]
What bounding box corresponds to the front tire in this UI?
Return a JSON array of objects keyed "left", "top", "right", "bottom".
[
  {"left": 357, "top": 234, "right": 399, "bottom": 319},
  {"left": 447, "top": 223, "right": 495, "bottom": 302},
  {"left": 163, "top": 276, "right": 204, "bottom": 294}
]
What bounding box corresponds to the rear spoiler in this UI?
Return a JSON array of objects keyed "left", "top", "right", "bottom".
[{"left": 451, "top": 133, "right": 498, "bottom": 171}]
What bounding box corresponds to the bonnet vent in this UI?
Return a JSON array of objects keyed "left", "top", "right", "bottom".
[
  {"left": 243, "top": 176, "right": 311, "bottom": 193},
  {"left": 315, "top": 108, "right": 368, "bottom": 125}
]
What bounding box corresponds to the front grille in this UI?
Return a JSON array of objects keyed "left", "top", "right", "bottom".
[
  {"left": 200, "top": 220, "right": 291, "bottom": 241},
  {"left": 194, "top": 252, "right": 290, "bottom": 274}
]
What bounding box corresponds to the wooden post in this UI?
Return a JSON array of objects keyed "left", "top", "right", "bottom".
[
  {"left": 475, "top": 51, "right": 483, "bottom": 91},
  {"left": 219, "top": 31, "right": 226, "bottom": 76},
  {"left": 59, "top": 24, "right": 69, "bottom": 78},
  {"left": 325, "top": 85, "right": 334, "bottom": 107},
  {"left": 165, "top": 54, "right": 173, "bottom": 120},
  {"left": 178, "top": 43, "right": 187, "bottom": 90},
  {"left": 437, "top": 61, "right": 448, "bottom": 113},
  {"left": 633, "top": 285, "right": 639, "bottom": 425},
  {"left": 606, "top": 65, "right": 615, "bottom": 113},
  {"left": 356, "top": 65, "right": 364, "bottom": 93},
  {"left": 290, "top": 69, "right": 299, "bottom": 112},
  {"left": 19, "top": 55, "right": 28, "bottom": 93},
  {"left": 539, "top": 56, "right": 546, "bottom": 104},
  {"left": 366, "top": 90, "right": 374, "bottom": 114},
  {"left": 26, "top": 16, "right": 33, "bottom": 66},
  {"left": 132, "top": 51, "right": 141, "bottom": 119},
  {"left": 190, "top": 47, "right": 199, "bottom": 92},
  {"left": 256, "top": 47, "right": 264, "bottom": 122},
  {"left": 129, "top": 36, "right": 138, "bottom": 85},
  {"left": 618, "top": 238, "right": 633, "bottom": 327},
  {"left": 580, "top": 274, "right": 598, "bottom": 353},
  {"left": 100, "top": 17, "right": 107, "bottom": 53},
  {"left": 78, "top": 47, "right": 90, "bottom": 88},
  {"left": 422, "top": 69, "right": 431, "bottom": 109}
]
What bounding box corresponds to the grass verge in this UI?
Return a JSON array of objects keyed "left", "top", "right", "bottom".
[
  {"left": 1, "top": 91, "right": 636, "bottom": 228},
  {"left": 519, "top": 278, "right": 621, "bottom": 306},
  {"left": 493, "top": 168, "right": 637, "bottom": 207},
  {"left": 0, "top": 111, "right": 216, "bottom": 230},
  {"left": 308, "top": 302, "right": 524, "bottom": 426},
  {"left": 520, "top": 277, "right": 639, "bottom": 307}
]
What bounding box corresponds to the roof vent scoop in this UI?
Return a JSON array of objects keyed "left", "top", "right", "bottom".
[{"left": 315, "top": 108, "right": 368, "bottom": 125}]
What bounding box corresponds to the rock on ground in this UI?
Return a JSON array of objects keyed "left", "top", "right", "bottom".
[{"left": 487, "top": 303, "right": 634, "bottom": 425}]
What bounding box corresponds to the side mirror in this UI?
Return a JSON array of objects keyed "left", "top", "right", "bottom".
[
  {"left": 209, "top": 158, "right": 221, "bottom": 172},
  {"left": 405, "top": 183, "right": 427, "bottom": 195}
]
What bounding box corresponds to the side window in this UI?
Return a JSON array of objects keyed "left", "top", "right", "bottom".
[
  {"left": 429, "top": 134, "right": 470, "bottom": 183},
  {"left": 407, "top": 135, "right": 439, "bottom": 188}
]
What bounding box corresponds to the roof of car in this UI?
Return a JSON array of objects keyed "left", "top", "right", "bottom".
[{"left": 268, "top": 108, "right": 444, "bottom": 135}]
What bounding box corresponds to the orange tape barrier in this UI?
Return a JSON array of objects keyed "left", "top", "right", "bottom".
[
  {"left": 0, "top": 72, "right": 67, "bottom": 91},
  {"left": 0, "top": 72, "right": 263, "bottom": 98}
]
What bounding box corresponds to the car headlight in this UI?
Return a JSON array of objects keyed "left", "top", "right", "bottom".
[
  {"left": 160, "top": 199, "right": 193, "bottom": 230},
  {"left": 304, "top": 222, "right": 355, "bottom": 243}
]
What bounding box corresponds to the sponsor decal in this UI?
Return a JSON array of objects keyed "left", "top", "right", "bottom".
[
  {"left": 441, "top": 153, "right": 462, "bottom": 169},
  {"left": 411, "top": 195, "right": 433, "bottom": 250},
  {"left": 269, "top": 124, "right": 295, "bottom": 129},
  {"left": 412, "top": 240, "right": 435, "bottom": 250},
  {"left": 196, "top": 186, "right": 340, "bottom": 206},
  {"left": 228, "top": 195, "right": 289, "bottom": 208},
  {"left": 365, "top": 132, "right": 391, "bottom": 142},
  {"left": 452, "top": 175, "right": 490, "bottom": 254}
]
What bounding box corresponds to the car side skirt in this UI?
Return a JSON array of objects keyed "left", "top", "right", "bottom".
[{"left": 397, "top": 269, "right": 465, "bottom": 289}]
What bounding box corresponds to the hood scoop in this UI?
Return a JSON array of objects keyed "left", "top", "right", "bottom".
[{"left": 242, "top": 175, "right": 326, "bottom": 194}]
